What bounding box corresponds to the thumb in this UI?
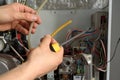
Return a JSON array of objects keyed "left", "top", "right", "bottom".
[
  {"left": 15, "top": 13, "right": 38, "bottom": 22},
  {"left": 40, "top": 35, "right": 52, "bottom": 47}
]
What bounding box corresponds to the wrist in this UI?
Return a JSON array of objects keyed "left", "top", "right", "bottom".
[
  {"left": 26, "top": 59, "right": 46, "bottom": 78},
  {"left": 21, "top": 61, "right": 40, "bottom": 79}
]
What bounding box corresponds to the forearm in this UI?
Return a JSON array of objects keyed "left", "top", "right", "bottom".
[
  {"left": 0, "top": 61, "right": 39, "bottom": 80},
  {"left": 0, "top": 35, "right": 63, "bottom": 80}
]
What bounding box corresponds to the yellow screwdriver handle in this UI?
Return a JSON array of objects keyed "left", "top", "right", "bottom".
[{"left": 50, "top": 43, "right": 61, "bottom": 52}]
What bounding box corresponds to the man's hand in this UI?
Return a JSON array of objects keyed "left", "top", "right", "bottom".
[
  {"left": 0, "top": 3, "right": 41, "bottom": 34},
  {"left": 27, "top": 35, "right": 64, "bottom": 77}
]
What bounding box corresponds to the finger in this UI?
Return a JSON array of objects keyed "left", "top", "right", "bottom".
[
  {"left": 15, "top": 24, "right": 29, "bottom": 35},
  {"left": 19, "top": 21, "right": 39, "bottom": 34},
  {"left": 40, "top": 35, "right": 52, "bottom": 47},
  {"left": 17, "top": 3, "right": 36, "bottom": 14},
  {"left": 35, "top": 15, "right": 41, "bottom": 24},
  {"left": 56, "top": 47, "right": 64, "bottom": 63},
  {"left": 28, "top": 22, "right": 38, "bottom": 34},
  {"left": 33, "top": 22, "right": 38, "bottom": 29},
  {"left": 19, "top": 20, "right": 30, "bottom": 30},
  {"left": 20, "top": 20, "right": 39, "bottom": 31},
  {"left": 57, "top": 46, "right": 64, "bottom": 55},
  {"left": 51, "top": 38, "right": 58, "bottom": 44},
  {"left": 15, "top": 13, "right": 41, "bottom": 23},
  {"left": 31, "top": 28, "right": 36, "bottom": 34},
  {"left": 11, "top": 20, "right": 19, "bottom": 29}
]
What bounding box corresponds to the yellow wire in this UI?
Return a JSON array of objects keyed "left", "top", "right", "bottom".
[
  {"left": 51, "top": 20, "right": 72, "bottom": 37},
  {"left": 28, "top": 0, "right": 72, "bottom": 49},
  {"left": 28, "top": 0, "right": 48, "bottom": 49}
]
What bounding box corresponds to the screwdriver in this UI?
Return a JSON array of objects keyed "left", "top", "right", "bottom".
[{"left": 50, "top": 30, "right": 87, "bottom": 52}]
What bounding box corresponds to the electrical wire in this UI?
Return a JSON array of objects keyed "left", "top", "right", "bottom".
[
  {"left": 63, "top": 28, "right": 97, "bottom": 47},
  {"left": 61, "top": 30, "right": 87, "bottom": 46},
  {"left": 107, "top": 37, "right": 120, "bottom": 63},
  {"left": 100, "top": 39, "right": 107, "bottom": 59},
  {"left": 28, "top": 0, "right": 48, "bottom": 49},
  {"left": 65, "top": 28, "right": 83, "bottom": 40},
  {"left": 1, "top": 34, "right": 25, "bottom": 62},
  {"left": 92, "top": 39, "right": 107, "bottom": 72},
  {"left": 65, "top": 28, "right": 98, "bottom": 46},
  {"left": 17, "top": 40, "right": 29, "bottom": 52},
  {"left": 9, "top": 44, "right": 24, "bottom": 62},
  {"left": 51, "top": 20, "right": 72, "bottom": 37},
  {"left": 66, "top": 28, "right": 98, "bottom": 41},
  {"left": 91, "top": 36, "right": 119, "bottom": 71}
]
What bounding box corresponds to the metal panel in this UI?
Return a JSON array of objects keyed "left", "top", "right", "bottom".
[
  {"left": 107, "top": 0, "right": 120, "bottom": 80},
  {"left": 30, "top": 10, "right": 100, "bottom": 48}
]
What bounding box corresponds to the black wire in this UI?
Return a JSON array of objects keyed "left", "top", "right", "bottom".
[{"left": 107, "top": 37, "right": 120, "bottom": 63}]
